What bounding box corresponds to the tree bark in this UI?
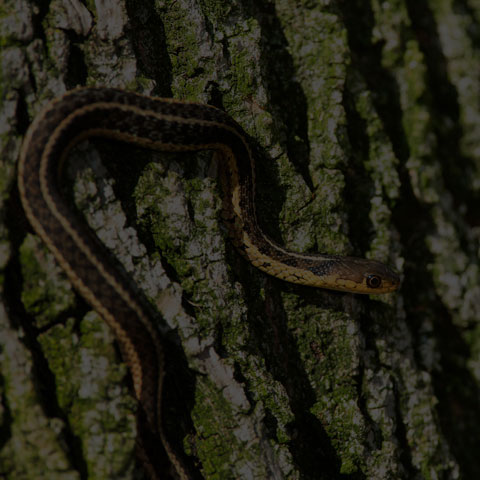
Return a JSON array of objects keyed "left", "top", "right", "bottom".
[{"left": 0, "top": 0, "right": 479, "bottom": 479}]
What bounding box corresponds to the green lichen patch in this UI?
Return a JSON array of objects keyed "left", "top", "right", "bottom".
[
  {"left": 19, "top": 234, "right": 75, "bottom": 327},
  {"left": 227, "top": 19, "right": 262, "bottom": 98},
  {"left": 0, "top": 307, "right": 79, "bottom": 480},
  {"left": 37, "top": 311, "right": 136, "bottom": 480},
  {"left": 190, "top": 375, "right": 265, "bottom": 479},
  {"left": 37, "top": 317, "right": 81, "bottom": 410},
  {"left": 350, "top": 77, "right": 400, "bottom": 202},
  {"left": 134, "top": 154, "right": 237, "bottom": 332},
  {"left": 158, "top": 1, "right": 211, "bottom": 100},
  {"left": 241, "top": 358, "right": 294, "bottom": 446},
  {"left": 0, "top": 0, "right": 34, "bottom": 47},
  {"left": 280, "top": 292, "right": 369, "bottom": 474},
  {"left": 135, "top": 160, "right": 199, "bottom": 282}
]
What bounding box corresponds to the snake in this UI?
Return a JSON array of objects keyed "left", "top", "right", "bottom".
[{"left": 17, "top": 87, "right": 400, "bottom": 479}]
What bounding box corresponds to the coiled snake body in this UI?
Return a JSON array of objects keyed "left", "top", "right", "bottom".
[{"left": 18, "top": 87, "right": 399, "bottom": 479}]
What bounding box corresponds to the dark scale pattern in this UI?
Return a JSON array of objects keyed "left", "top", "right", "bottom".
[
  {"left": 278, "top": 255, "right": 302, "bottom": 268},
  {"left": 308, "top": 260, "right": 337, "bottom": 277}
]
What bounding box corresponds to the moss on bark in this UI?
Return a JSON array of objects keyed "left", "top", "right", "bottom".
[{"left": 1, "top": 0, "right": 479, "bottom": 479}]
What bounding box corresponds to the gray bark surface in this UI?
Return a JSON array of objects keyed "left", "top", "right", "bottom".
[{"left": 0, "top": 1, "right": 479, "bottom": 479}]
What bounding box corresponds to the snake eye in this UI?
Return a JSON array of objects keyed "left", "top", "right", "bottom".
[{"left": 366, "top": 274, "right": 382, "bottom": 289}]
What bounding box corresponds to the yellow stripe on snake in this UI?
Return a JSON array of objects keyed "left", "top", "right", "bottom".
[{"left": 18, "top": 87, "right": 400, "bottom": 479}]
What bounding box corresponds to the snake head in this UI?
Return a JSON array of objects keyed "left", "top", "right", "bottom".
[{"left": 333, "top": 257, "right": 401, "bottom": 294}]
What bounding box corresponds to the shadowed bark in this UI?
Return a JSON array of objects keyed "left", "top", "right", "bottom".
[{"left": 0, "top": 0, "right": 479, "bottom": 479}]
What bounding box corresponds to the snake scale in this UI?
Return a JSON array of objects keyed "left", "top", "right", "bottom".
[{"left": 18, "top": 87, "right": 400, "bottom": 479}]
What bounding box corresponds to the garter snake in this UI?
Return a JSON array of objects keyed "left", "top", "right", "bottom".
[{"left": 18, "top": 87, "right": 400, "bottom": 479}]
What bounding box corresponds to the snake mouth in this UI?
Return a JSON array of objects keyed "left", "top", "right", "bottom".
[{"left": 374, "top": 279, "right": 401, "bottom": 294}]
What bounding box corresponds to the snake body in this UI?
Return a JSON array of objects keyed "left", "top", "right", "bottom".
[{"left": 18, "top": 87, "right": 399, "bottom": 479}]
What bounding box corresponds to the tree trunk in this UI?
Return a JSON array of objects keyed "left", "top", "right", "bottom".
[{"left": 0, "top": 0, "right": 478, "bottom": 479}]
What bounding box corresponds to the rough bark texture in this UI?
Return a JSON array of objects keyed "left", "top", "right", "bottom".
[{"left": 1, "top": 0, "right": 479, "bottom": 479}]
